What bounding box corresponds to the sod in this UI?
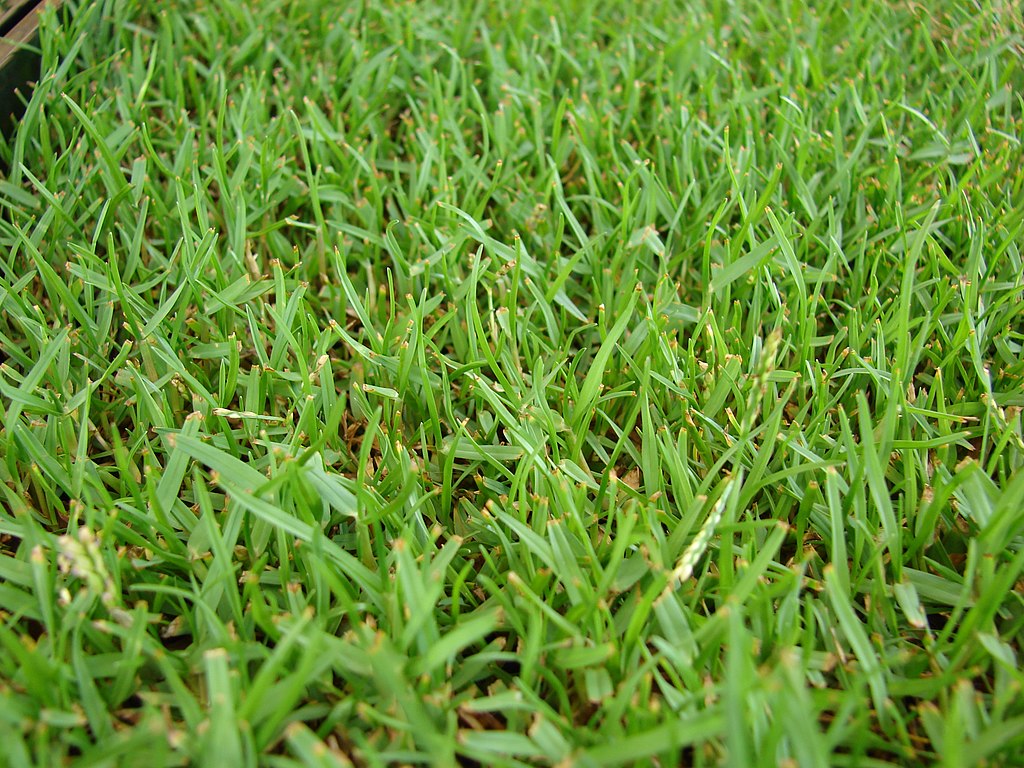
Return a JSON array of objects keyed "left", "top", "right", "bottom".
[{"left": 1, "top": 1, "right": 1022, "bottom": 765}]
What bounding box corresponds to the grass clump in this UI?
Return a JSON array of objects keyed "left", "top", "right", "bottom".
[{"left": 1, "top": 0, "right": 1023, "bottom": 765}]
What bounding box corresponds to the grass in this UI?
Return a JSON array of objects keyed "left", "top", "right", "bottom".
[{"left": 0, "top": 0, "right": 1023, "bottom": 765}]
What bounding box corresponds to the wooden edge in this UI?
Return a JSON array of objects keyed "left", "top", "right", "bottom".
[
  {"left": 0, "top": 0, "right": 60, "bottom": 70},
  {"left": 1, "top": 1, "right": 40, "bottom": 32}
]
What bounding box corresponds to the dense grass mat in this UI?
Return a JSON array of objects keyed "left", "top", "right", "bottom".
[{"left": 0, "top": 1, "right": 1022, "bottom": 765}]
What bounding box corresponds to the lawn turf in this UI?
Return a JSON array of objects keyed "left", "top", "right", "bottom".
[{"left": 1, "top": 0, "right": 1023, "bottom": 765}]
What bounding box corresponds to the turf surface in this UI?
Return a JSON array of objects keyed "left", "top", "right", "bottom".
[{"left": 1, "top": 0, "right": 1023, "bottom": 765}]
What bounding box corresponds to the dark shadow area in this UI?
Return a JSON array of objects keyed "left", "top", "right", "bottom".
[{"left": 0, "top": 0, "right": 51, "bottom": 139}]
